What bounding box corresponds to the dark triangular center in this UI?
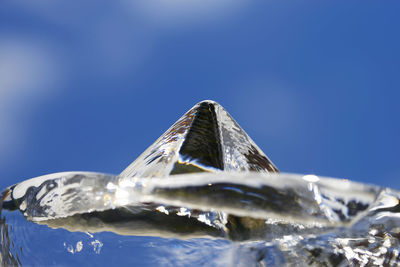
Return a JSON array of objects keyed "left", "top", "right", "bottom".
[{"left": 171, "top": 102, "right": 223, "bottom": 174}]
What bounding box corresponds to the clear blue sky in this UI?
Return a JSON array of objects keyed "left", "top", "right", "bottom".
[{"left": 1, "top": 1, "right": 399, "bottom": 190}]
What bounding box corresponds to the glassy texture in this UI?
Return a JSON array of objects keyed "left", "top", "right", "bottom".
[
  {"left": 1, "top": 101, "right": 399, "bottom": 266},
  {"left": 120, "top": 100, "right": 278, "bottom": 177}
]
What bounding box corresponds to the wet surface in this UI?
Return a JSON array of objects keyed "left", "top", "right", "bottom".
[{"left": 1, "top": 101, "right": 399, "bottom": 266}]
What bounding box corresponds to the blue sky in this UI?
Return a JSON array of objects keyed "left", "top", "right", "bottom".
[{"left": 1, "top": 1, "right": 399, "bottom": 190}]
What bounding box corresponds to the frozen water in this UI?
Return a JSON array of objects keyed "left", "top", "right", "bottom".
[
  {"left": 1, "top": 101, "right": 399, "bottom": 266},
  {"left": 2, "top": 172, "right": 400, "bottom": 266},
  {"left": 121, "top": 100, "right": 278, "bottom": 177}
]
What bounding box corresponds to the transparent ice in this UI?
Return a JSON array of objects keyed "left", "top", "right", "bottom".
[{"left": 1, "top": 101, "right": 399, "bottom": 266}]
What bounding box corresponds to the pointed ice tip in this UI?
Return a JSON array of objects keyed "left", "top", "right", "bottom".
[
  {"left": 191, "top": 100, "right": 223, "bottom": 113},
  {"left": 195, "top": 100, "right": 220, "bottom": 106},
  {"left": 120, "top": 101, "right": 279, "bottom": 178}
]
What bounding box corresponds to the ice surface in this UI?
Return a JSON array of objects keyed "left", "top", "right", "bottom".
[
  {"left": 1, "top": 101, "right": 399, "bottom": 266},
  {"left": 120, "top": 100, "right": 278, "bottom": 177}
]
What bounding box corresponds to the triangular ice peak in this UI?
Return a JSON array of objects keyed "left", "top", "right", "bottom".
[{"left": 120, "top": 100, "right": 278, "bottom": 177}]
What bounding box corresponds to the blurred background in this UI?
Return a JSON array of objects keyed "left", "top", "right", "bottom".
[{"left": 0, "top": 1, "right": 399, "bottom": 190}]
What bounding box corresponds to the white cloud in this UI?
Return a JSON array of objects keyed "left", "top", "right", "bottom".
[
  {"left": 122, "top": 0, "right": 246, "bottom": 28},
  {"left": 0, "top": 37, "right": 62, "bottom": 164}
]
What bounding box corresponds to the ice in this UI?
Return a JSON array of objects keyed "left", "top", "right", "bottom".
[
  {"left": 1, "top": 100, "right": 399, "bottom": 266},
  {"left": 120, "top": 100, "right": 278, "bottom": 177}
]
